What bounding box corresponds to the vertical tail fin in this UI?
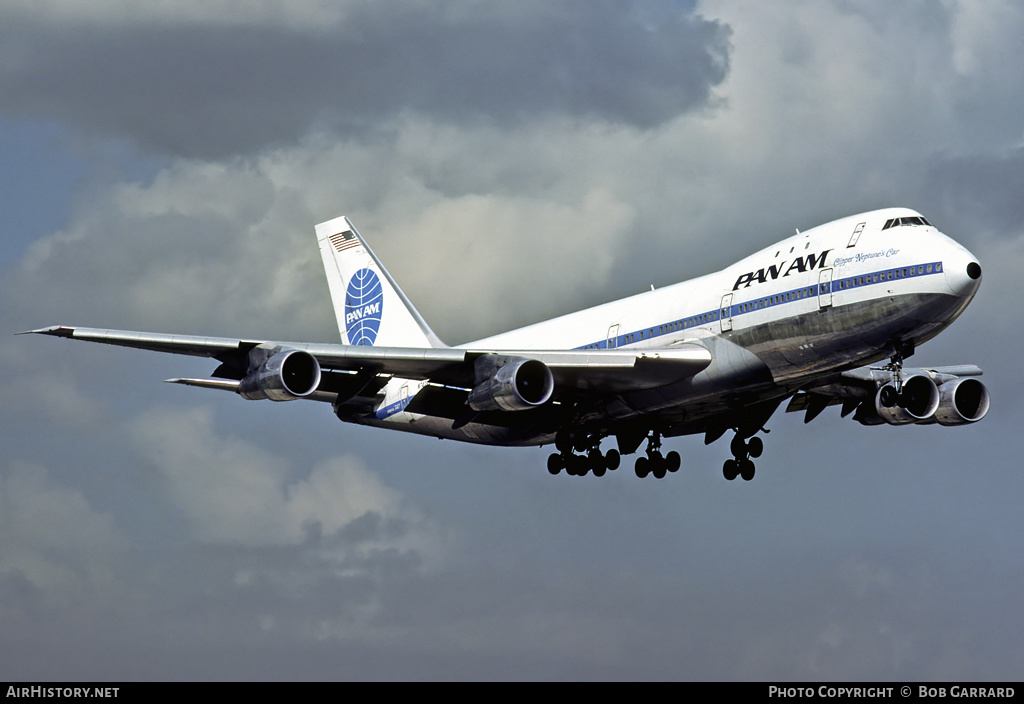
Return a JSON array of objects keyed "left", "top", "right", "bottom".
[{"left": 316, "top": 215, "right": 446, "bottom": 348}]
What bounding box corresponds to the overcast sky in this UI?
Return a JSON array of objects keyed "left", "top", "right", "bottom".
[{"left": 2, "top": 0, "right": 1022, "bottom": 681}]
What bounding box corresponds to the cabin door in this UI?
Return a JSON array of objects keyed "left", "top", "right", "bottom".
[
  {"left": 818, "top": 268, "right": 833, "bottom": 308},
  {"left": 606, "top": 324, "right": 620, "bottom": 349}
]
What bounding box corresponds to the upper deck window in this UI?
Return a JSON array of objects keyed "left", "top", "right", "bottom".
[{"left": 882, "top": 216, "right": 932, "bottom": 230}]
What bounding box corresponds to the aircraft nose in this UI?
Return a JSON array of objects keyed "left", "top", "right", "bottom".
[{"left": 943, "top": 246, "right": 982, "bottom": 299}]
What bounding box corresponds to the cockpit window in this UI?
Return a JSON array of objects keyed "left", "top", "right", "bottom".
[{"left": 882, "top": 216, "right": 932, "bottom": 230}]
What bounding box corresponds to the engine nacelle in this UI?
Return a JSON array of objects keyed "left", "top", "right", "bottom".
[
  {"left": 933, "top": 377, "right": 990, "bottom": 426},
  {"left": 467, "top": 356, "right": 554, "bottom": 412},
  {"left": 873, "top": 374, "right": 940, "bottom": 425},
  {"left": 238, "top": 349, "right": 321, "bottom": 401}
]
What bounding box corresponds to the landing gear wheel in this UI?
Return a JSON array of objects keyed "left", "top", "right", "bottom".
[
  {"left": 547, "top": 434, "right": 625, "bottom": 477},
  {"left": 666, "top": 451, "right": 681, "bottom": 473},
  {"left": 725, "top": 431, "right": 764, "bottom": 480},
  {"left": 636, "top": 431, "right": 678, "bottom": 479},
  {"left": 879, "top": 385, "right": 898, "bottom": 408},
  {"left": 739, "top": 458, "right": 756, "bottom": 481},
  {"left": 650, "top": 452, "right": 667, "bottom": 479},
  {"left": 723, "top": 459, "right": 738, "bottom": 481},
  {"left": 605, "top": 449, "right": 620, "bottom": 471},
  {"left": 730, "top": 434, "right": 747, "bottom": 459},
  {"left": 635, "top": 456, "right": 650, "bottom": 478}
]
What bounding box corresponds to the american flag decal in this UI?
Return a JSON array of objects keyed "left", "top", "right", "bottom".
[{"left": 329, "top": 230, "right": 360, "bottom": 253}]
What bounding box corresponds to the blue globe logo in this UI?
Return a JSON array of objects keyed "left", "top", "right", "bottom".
[{"left": 344, "top": 268, "right": 384, "bottom": 346}]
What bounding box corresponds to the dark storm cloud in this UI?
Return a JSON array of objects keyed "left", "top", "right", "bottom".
[
  {"left": 926, "top": 147, "right": 1024, "bottom": 236},
  {"left": 0, "top": 2, "right": 729, "bottom": 158}
]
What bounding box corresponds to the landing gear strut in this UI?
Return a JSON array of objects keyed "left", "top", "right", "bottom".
[
  {"left": 634, "top": 432, "right": 681, "bottom": 479},
  {"left": 722, "top": 432, "right": 763, "bottom": 481},
  {"left": 547, "top": 431, "right": 619, "bottom": 477},
  {"left": 879, "top": 340, "right": 915, "bottom": 408}
]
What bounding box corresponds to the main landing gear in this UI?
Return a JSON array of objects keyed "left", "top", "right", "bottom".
[
  {"left": 722, "top": 433, "right": 763, "bottom": 481},
  {"left": 633, "top": 432, "right": 681, "bottom": 479},
  {"left": 547, "top": 431, "right": 620, "bottom": 477},
  {"left": 546, "top": 430, "right": 680, "bottom": 479},
  {"left": 546, "top": 429, "right": 764, "bottom": 482}
]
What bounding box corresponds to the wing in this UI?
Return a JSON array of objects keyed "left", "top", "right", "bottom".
[
  {"left": 785, "top": 364, "right": 988, "bottom": 426},
  {"left": 23, "top": 325, "right": 712, "bottom": 414}
]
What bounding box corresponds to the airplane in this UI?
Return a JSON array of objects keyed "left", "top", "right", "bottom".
[{"left": 24, "top": 207, "right": 988, "bottom": 481}]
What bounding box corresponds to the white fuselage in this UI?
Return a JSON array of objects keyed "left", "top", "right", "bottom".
[{"left": 357, "top": 208, "right": 981, "bottom": 445}]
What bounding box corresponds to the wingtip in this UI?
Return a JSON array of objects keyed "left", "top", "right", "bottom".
[{"left": 15, "top": 325, "right": 75, "bottom": 337}]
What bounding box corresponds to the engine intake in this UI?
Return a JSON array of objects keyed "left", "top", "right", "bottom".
[
  {"left": 467, "top": 355, "right": 554, "bottom": 412},
  {"left": 238, "top": 348, "right": 322, "bottom": 401},
  {"left": 873, "top": 375, "right": 939, "bottom": 425},
  {"left": 934, "top": 377, "right": 990, "bottom": 426}
]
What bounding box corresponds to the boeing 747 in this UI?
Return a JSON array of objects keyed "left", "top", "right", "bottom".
[{"left": 25, "top": 207, "right": 987, "bottom": 480}]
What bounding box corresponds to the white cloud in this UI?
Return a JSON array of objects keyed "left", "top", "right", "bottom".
[
  {"left": 0, "top": 461, "right": 126, "bottom": 600},
  {"left": 128, "top": 404, "right": 446, "bottom": 567},
  {"left": 383, "top": 188, "right": 636, "bottom": 339},
  {"left": 7, "top": 120, "right": 647, "bottom": 343}
]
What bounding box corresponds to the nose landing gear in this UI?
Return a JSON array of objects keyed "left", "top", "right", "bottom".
[{"left": 879, "top": 340, "right": 915, "bottom": 408}]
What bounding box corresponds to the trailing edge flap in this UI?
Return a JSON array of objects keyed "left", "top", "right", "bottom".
[
  {"left": 306, "top": 343, "right": 713, "bottom": 393},
  {"left": 24, "top": 326, "right": 712, "bottom": 395}
]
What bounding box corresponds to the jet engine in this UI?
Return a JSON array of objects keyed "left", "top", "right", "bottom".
[
  {"left": 467, "top": 355, "right": 554, "bottom": 412},
  {"left": 873, "top": 374, "right": 940, "bottom": 425},
  {"left": 933, "top": 377, "right": 990, "bottom": 426},
  {"left": 238, "top": 348, "right": 322, "bottom": 401}
]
